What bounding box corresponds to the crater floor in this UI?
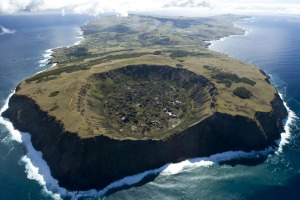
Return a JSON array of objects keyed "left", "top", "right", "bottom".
[
  {"left": 80, "top": 65, "right": 215, "bottom": 139},
  {"left": 103, "top": 81, "right": 188, "bottom": 134}
]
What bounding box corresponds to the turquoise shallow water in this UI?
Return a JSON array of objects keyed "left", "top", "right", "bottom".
[{"left": 1, "top": 15, "right": 300, "bottom": 200}]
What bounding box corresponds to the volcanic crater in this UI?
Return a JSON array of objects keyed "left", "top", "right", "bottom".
[{"left": 78, "top": 65, "right": 217, "bottom": 139}]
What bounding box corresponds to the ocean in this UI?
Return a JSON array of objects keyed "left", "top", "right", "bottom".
[{"left": 0, "top": 14, "right": 300, "bottom": 200}]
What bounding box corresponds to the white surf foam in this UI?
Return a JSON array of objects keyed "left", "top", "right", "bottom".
[
  {"left": 161, "top": 147, "right": 276, "bottom": 176},
  {"left": 37, "top": 49, "right": 53, "bottom": 68},
  {"left": 0, "top": 93, "right": 67, "bottom": 199},
  {"left": 0, "top": 92, "right": 22, "bottom": 143},
  {"left": 20, "top": 132, "right": 67, "bottom": 200},
  {"left": 37, "top": 26, "right": 84, "bottom": 69},
  {"left": 276, "top": 93, "right": 298, "bottom": 153},
  {"left": 73, "top": 27, "right": 84, "bottom": 45}
]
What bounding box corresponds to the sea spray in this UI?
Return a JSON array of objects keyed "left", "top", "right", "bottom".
[
  {"left": 276, "top": 93, "right": 298, "bottom": 153},
  {"left": 0, "top": 92, "right": 21, "bottom": 143},
  {"left": 37, "top": 25, "right": 84, "bottom": 70},
  {"left": 73, "top": 27, "right": 84, "bottom": 45},
  {"left": 38, "top": 49, "right": 53, "bottom": 68}
]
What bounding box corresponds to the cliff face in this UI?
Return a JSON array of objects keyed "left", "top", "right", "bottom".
[{"left": 2, "top": 92, "right": 287, "bottom": 191}]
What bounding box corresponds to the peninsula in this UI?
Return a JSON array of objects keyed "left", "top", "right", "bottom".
[{"left": 2, "top": 15, "right": 287, "bottom": 190}]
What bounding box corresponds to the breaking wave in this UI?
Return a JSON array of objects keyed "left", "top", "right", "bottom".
[
  {"left": 37, "top": 49, "right": 53, "bottom": 68},
  {"left": 73, "top": 27, "right": 84, "bottom": 45}
]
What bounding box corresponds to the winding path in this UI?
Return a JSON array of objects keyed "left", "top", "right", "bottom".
[{"left": 63, "top": 81, "right": 76, "bottom": 112}]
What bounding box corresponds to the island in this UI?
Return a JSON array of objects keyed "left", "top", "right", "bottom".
[{"left": 2, "top": 14, "right": 287, "bottom": 191}]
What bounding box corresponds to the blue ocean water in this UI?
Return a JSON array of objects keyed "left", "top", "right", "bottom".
[
  {"left": 0, "top": 14, "right": 300, "bottom": 200},
  {"left": 0, "top": 14, "right": 92, "bottom": 200}
]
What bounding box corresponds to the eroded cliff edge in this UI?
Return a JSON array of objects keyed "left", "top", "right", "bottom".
[{"left": 2, "top": 88, "right": 287, "bottom": 190}]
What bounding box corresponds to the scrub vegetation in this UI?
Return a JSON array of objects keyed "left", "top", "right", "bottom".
[{"left": 233, "top": 87, "right": 253, "bottom": 99}]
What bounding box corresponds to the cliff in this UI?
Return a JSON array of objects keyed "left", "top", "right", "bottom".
[{"left": 2, "top": 91, "right": 287, "bottom": 190}]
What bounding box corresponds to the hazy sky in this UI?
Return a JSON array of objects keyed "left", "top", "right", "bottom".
[{"left": 1, "top": 0, "right": 300, "bottom": 16}]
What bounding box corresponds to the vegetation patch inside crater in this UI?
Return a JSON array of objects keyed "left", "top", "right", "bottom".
[{"left": 103, "top": 81, "right": 189, "bottom": 134}]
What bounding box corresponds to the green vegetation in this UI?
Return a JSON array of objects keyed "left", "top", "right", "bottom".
[
  {"left": 49, "top": 105, "right": 59, "bottom": 111},
  {"left": 67, "top": 47, "right": 90, "bottom": 58},
  {"left": 233, "top": 87, "right": 253, "bottom": 99},
  {"left": 27, "top": 52, "right": 149, "bottom": 83},
  {"left": 49, "top": 91, "right": 59, "bottom": 97},
  {"left": 212, "top": 72, "right": 256, "bottom": 87},
  {"left": 170, "top": 50, "right": 211, "bottom": 59},
  {"left": 204, "top": 65, "right": 256, "bottom": 87},
  {"left": 36, "top": 76, "right": 58, "bottom": 83},
  {"left": 101, "top": 81, "right": 188, "bottom": 134},
  {"left": 25, "top": 65, "right": 90, "bottom": 83},
  {"left": 153, "top": 51, "right": 162, "bottom": 55}
]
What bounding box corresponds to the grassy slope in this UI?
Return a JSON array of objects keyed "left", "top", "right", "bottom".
[{"left": 15, "top": 14, "right": 276, "bottom": 139}]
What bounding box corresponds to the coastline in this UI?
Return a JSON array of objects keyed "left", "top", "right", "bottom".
[
  {"left": 34, "top": 24, "right": 85, "bottom": 77},
  {"left": 0, "top": 16, "right": 295, "bottom": 199},
  {"left": 73, "top": 27, "right": 84, "bottom": 45},
  {"left": 277, "top": 92, "right": 297, "bottom": 152},
  {"left": 0, "top": 24, "right": 88, "bottom": 199},
  {"left": 208, "top": 17, "right": 254, "bottom": 55},
  {"left": 207, "top": 17, "right": 298, "bottom": 153}
]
